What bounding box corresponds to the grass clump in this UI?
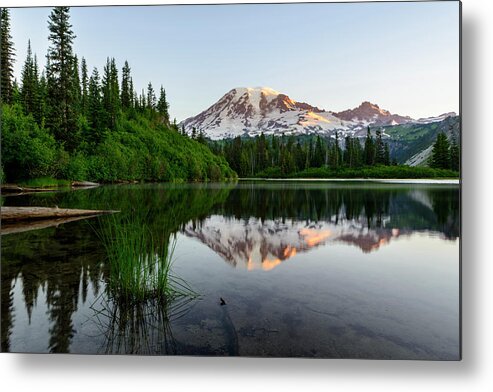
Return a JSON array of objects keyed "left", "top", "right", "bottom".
[
  {"left": 18, "top": 176, "right": 72, "bottom": 188},
  {"left": 255, "top": 165, "right": 459, "bottom": 179},
  {"left": 96, "top": 211, "right": 195, "bottom": 304}
]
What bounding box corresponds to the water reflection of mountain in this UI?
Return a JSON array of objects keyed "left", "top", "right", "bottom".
[
  {"left": 183, "top": 185, "right": 460, "bottom": 270},
  {"left": 1, "top": 183, "right": 459, "bottom": 353}
]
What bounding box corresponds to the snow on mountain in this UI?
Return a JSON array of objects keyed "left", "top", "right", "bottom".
[
  {"left": 180, "top": 87, "right": 356, "bottom": 140},
  {"left": 180, "top": 87, "right": 458, "bottom": 144},
  {"left": 415, "top": 112, "right": 458, "bottom": 124},
  {"left": 334, "top": 101, "right": 413, "bottom": 127}
]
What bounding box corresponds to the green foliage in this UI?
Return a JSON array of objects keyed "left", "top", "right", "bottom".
[
  {"left": 431, "top": 132, "right": 451, "bottom": 169},
  {"left": 18, "top": 176, "right": 71, "bottom": 188},
  {"left": 449, "top": 136, "right": 460, "bottom": 172},
  {"left": 1, "top": 104, "right": 59, "bottom": 181},
  {"left": 96, "top": 212, "right": 195, "bottom": 303},
  {"left": 46, "top": 6, "right": 79, "bottom": 151},
  {"left": 1, "top": 8, "right": 15, "bottom": 104},
  {"left": 215, "top": 130, "right": 395, "bottom": 178},
  {"left": 256, "top": 165, "right": 458, "bottom": 179},
  {"left": 1, "top": 6, "right": 235, "bottom": 184}
]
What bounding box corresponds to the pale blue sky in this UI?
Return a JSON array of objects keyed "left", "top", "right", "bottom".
[{"left": 10, "top": 2, "right": 460, "bottom": 121}]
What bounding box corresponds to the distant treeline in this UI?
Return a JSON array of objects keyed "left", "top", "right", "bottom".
[
  {"left": 0, "top": 7, "right": 234, "bottom": 183},
  {"left": 184, "top": 127, "right": 395, "bottom": 178},
  {"left": 183, "top": 123, "right": 460, "bottom": 178},
  {"left": 430, "top": 132, "right": 460, "bottom": 171}
]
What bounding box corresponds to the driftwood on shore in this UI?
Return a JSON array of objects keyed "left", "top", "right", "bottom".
[
  {"left": 71, "top": 181, "right": 100, "bottom": 187},
  {"left": 1, "top": 181, "right": 101, "bottom": 195},
  {"left": 1, "top": 184, "right": 58, "bottom": 194}
]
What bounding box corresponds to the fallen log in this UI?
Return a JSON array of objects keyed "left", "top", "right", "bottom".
[
  {"left": 71, "top": 181, "right": 100, "bottom": 187},
  {"left": 1, "top": 184, "right": 57, "bottom": 193},
  {"left": 1, "top": 206, "right": 118, "bottom": 222}
]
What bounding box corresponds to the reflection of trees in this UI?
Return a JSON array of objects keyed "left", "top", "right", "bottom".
[
  {"left": 212, "top": 184, "right": 459, "bottom": 237},
  {"left": 1, "top": 183, "right": 459, "bottom": 352},
  {"left": 90, "top": 296, "right": 195, "bottom": 355},
  {"left": 431, "top": 189, "right": 460, "bottom": 239},
  {"left": 1, "top": 184, "right": 233, "bottom": 352}
]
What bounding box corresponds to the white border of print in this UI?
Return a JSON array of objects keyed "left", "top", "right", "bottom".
[{"left": 1, "top": 1, "right": 492, "bottom": 392}]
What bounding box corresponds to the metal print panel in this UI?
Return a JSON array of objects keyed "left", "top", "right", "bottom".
[{"left": 0, "top": 1, "right": 461, "bottom": 359}]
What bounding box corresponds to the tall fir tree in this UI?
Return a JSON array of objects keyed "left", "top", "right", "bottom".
[
  {"left": 71, "top": 54, "right": 81, "bottom": 114},
  {"left": 312, "top": 135, "right": 325, "bottom": 167},
  {"left": 20, "top": 40, "right": 38, "bottom": 116},
  {"left": 80, "top": 56, "right": 88, "bottom": 115},
  {"left": 101, "top": 57, "right": 120, "bottom": 129},
  {"left": 364, "top": 126, "right": 375, "bottom": 166},
  {"left": 157, "top": 85, "right": 170, "bottom": 123},
  {"left": 449, "top": 136, "right": 460, "bottom": 172},
  {"left": 87, "top": 67, "right": 103, "bottom": 143},
  {"left": 120, "top": 60, "right": 132, "bottom": 109},
  {"left": 384, "top": 143, "right": 390, "bottom": 166},
  {"left": 1, "top": 8, "right": 15, "bottom": 104},
  {"left": 147, "top": 82, "right": 156, "bottom": 110},
  {"left": 374, "top": 130, "right": 386, "bottom": 164},
  {"left": 430, "top": 132, "right": 451, "bottom": 169},
  {"left": 45, "top": 6, "right": 79, "bottom": 151},
  {"left": 36, "top": 70, "right": 48, "bottom": 126}
]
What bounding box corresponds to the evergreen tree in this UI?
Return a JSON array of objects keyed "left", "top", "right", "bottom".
[
  {"left": 331, "top": 132, "right": 342, "bottom": 168},
  {"left": 384, "top": 143, "right": 390, "bottom": 166},
  {"left": 256, "top": 133, "right": 268, "bottom": 172},
  {"left": 80, "top": 57, "right": 88, "bottom": 115},
  {"left": 46, "top": 6, "right": 78, "bottom": 150},
  {"left": 147, "top": 82, "right": 156, "bottom": 110},
  {"left": 305, "top": 139, "right": 313, "bottom": 169},
  {"left": 87, "top": 67, "right": 103, "bottom": 143},
  {"left": 20, "top": 40, "right": 38, "bottom": 116},
  {"left": 1, "top": 8, "right": 15, "bottom": 104},
  {"left": 294, "top": 141, "right": 305, "bottom": 171},
  {"left": 36, "top": 70, "right": 48, "bottom": 126},
  {"left": 120, "top": 60, "right": 131, "bottom": 109},
  {"left": 344, "top": 136, "right": 354, "bottom": 167},
  {"left": 449, "top": 136, "right": 460, "bottom": 172},
  {"left": 156, "top": 85, "right": 170, "bottom": 123},
  {"left": 101, "top": 57, "right": 120, "bottom": 129},
  {"left": 129, "top": 78, "right": 135, "bottom": 108},
  {"left": 197, "top": 129, "right": 206, "bottom": 144},
  {"left": 430, "top": 132, "right": 451, "bottom": 169},
  {"left": 375, "top": 130, "right": 386, "bottom": 164},
  {"left": 364, "top": 126, "right": 375, "bottom": 166},
  {"left": 312, "top": 135, "right": 325, "bottom": 167},
  {"left": 71, "top": 54, "right": 81, "bottom": 114}
]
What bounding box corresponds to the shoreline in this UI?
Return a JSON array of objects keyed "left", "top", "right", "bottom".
[{"left": 239, "top": 178, "right": 460, "bottom": 185}]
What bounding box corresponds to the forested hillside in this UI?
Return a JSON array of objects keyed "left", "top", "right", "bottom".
[{"left": 0, "top": 7, "right": 235, "bottom": 183}]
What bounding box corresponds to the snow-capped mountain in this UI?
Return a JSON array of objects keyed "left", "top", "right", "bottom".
[
  {"left": 180, "top": 87, "right": 453, "bottom": 140},
  {"left": 181, "top": 87, "right": 355, "bottom": 140},
  {"left": 334, "top": 101, "right": 413, "bottom": 126}
]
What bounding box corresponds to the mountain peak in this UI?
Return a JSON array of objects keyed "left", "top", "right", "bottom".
[
  {"left": 180, "top": 87, "right": 452, "bottom": 140},
  {"left": 335, "top": 101, "right": 411, "bottom": 125},
  {"left": 181, "top": 86, "right": 339, "bottom": 139}
]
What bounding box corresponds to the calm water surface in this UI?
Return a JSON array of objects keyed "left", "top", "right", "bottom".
[{"left": 1, "top": 181, "right": 460, "bottom": 359}]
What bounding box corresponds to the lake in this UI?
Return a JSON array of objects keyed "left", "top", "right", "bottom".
[{"left": 1, "top": 181, "right": 460, "bottom": 359}]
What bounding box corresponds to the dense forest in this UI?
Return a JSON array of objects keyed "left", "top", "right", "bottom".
[
  {"left": 0, "top": 7, "right": 235, "bottom": 183},
  {"left": 181, "top": 127, "right": 459, "bottom": 178}
]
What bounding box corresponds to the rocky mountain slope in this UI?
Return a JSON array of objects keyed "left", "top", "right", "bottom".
[
  {"left": 181, "top": 87, "right": 454, "bottom": 138},
  {"left": 180, "top": 86, "right": 459, "bottom": 164}
]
